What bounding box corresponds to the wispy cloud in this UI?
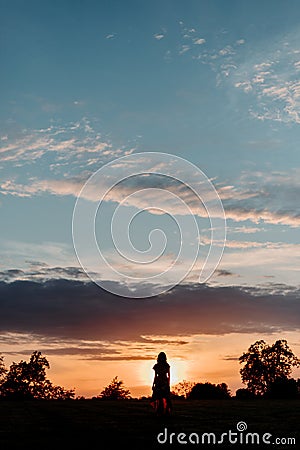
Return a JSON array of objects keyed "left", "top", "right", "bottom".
[
  {"left": 222, "top": 169, "right": 300, "bottom": 227},
  {"left": 177, "top": 21, "right": 206, "bottom": 56},
  {"left": 226, "top": 226, "right": 265, "bottom": 234},
  {"left": 0, "top": 333, "right": 161, "bottom": 362},
  {"left": 0, "top": 240, "right": 77, "bottom": 271},
  {"left": 172, "top": 21, "right": 300, "bottom": 124},
  {"left": 194, "top": 38, "right": 206, "bottom": 45},
  {"left": 201, "top": 236, "right": 295, "bottom": 250},
  {"left": 2, "top": 166, "right": 299, "bottom": 228},
  {"left": 175, "top": 20, "right": 242, "bottom": 82},
  {"left": 154, "top": 33, "right": 165, "bottom": 41},
  {"left": 232, "top": 29, "right": 300, "bottom": 124},
  {"left": 212, "top": 239, "right": 300, "bottom": 287},
  {"left": 0, "top": 118, "right": 135, "bottom": 174},
  {"left": 179, "top": 45, "right": 191, "bottom": 55}
]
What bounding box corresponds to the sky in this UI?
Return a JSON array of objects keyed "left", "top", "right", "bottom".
[{"left": 0, "top": 0, "right": 300, "bottom": 397}]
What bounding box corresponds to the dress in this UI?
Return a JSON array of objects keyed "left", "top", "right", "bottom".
[{"left": 151, "top": 362, "right": 172, "bottom": 414}]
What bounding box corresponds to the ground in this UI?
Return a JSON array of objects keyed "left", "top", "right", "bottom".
[{"left": 0, "top": 398, "right": 299, "bottom": 449}]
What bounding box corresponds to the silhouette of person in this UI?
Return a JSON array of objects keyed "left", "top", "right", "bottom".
[{"left": 151, "top": 352, "right": 172, "bottom": 415}]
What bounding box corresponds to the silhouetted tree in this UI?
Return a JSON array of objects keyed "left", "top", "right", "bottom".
[
  {"left": 99, "top": 376, "right": 131, "bottom": 400},
  {"left": 0, "top": 355, "right": 6, "bottom": 382},
  {"left": 235, "top": 388, "right": 256, "bottom": 400},
  {"left": 171, "top": 380, "right": 196, "bottom": 399},
  {"left": 188, "top": 382, "right": 231, "bottom": 400},
  {"left": 239, "top": 339, "right": 300, "bottom": 396},
  {"left": 46, "top": 382, "right": 75, "bottom": 400},
  {"left": 217, "top": 382, "right": 231, "bottom": 397},
  {"left": 0, "top": 351, "right": 75, "bottom": 399},
  {"left": 265, "top": 377, "right": 298, "bottom": 399}
]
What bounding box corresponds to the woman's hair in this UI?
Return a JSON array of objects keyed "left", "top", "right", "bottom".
[{"left": 157, "top": 352, "right": 167, "bottom": 364}]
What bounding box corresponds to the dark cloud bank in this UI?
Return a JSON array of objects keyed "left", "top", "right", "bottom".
[{"left": 0, "top": 279, "right": 299, "bottom": 342}]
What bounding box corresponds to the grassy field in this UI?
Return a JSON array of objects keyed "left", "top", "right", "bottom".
[{"left": 0, "top": 398, "right": 299, "bottom": 449}]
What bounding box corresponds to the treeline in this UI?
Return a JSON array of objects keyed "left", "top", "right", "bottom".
[
  {"left": 0, "top": 339, "right": 299, "bottom": 401},
  {"left": 94, "top": 339, "right": 300, "bottom": 401}
]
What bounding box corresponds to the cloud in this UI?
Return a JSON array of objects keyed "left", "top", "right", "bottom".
[
  {"left": 2, "top": 166, "right": 300, "bottom": 228},
  {"left": 224, "top": 207, "right": 300, "bottom": 227},
  {"left": 173, "top": 22, "right": 300, "bottom": 124},
  {"left": 82, "top": 355, "right": 154, "bottom": 361},
  {"left": 140, "top": 337, "right": 188, "bottom": 345},
  {"left": 232, "top": 29, "right": 300, "bottom": 124},
  {"left": 194, "top": 38, "right": 206, "bottom": 45},
  {"left": 179, "top": 45, "right": 191, "bottom": 55},
  {"left": 0, "top": 178, "right": 84, "bottom": 198},
  {"left": 221, "top": 242, "right": 300, "bottom": 269},
  {"left": 0, "top": 331, "right": 188, "bottom": 362},
  {"left": 3, "top": 232, "right": 298, "bottom": 289},
  {"left": 0, "top": 279, "right": 299, "bottom": 344},
  {"left": 0, "top": 240, "right": 78, "bottom": 273},
  {"left": 154, "top": 33, "right": 165, "bottom": 40},
  {"left": 215, "top": 241, "right": 300, "bottom": 288},
  {"left": 227, "top": 226, "right": 265, "bottom": 234},
  {"left": 222, "top": 354, "right": 239, "bottom": 361},
  {"left": 205, "top": 238, "right": 299, "bottom": 250},
  {"left": 1, "top": 341, "right": 155, "bottom": 363},
  {"left": 174, "top": 22, "right": 242, "bottom": 80},
  {"left": 0, "top": 118, "right": 135, "bottom": 174},
  {"left": 219, "top": 46, "right": 235, "bottom": 56},
  {"left": 1, "top": 167, "right": 225, "bottom": 218},
  {"left": 0, "top": 266, "right": 88, "bottom": 283},
  {"left": 221, "top": 169, "right": 300, "bottom": 227},
  {"left": 215, "top": 269, "right": 235, "bottom": 277},
  {"left": 1, "top": 129, "right": 300, "bottom": 231}
]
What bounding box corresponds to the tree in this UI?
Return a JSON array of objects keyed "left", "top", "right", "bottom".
[
  {"left": 171, "top": 380, "right": 196, "bottom": 399},
  {"left": 188, "top": 382, "right": 231, "bottom": 400},
  {"left": 235, "top": 388, "right": 256, "bottom": 400},
  {"left": 0, "top": 355, "right": 6, "bottom": 382},
  {"left": 239, "top": 339, "right": 300, "bottom": 396},
  {"left": 0, "top": 351, "right": 75, "bottom": 400},
  {"left": 265, "top": 378, "right": 298, "bottom": 399},
  {"left": 99, "top": 376, "right": 131, "bottom": 400}
]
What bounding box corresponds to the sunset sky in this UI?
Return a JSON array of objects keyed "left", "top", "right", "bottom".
[{"left": 1, "top": 0, "right": 300, "bottom": 398}]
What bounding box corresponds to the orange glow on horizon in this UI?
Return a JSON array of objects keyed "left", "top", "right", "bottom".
[{"left": 1, "top": 331, "right": 300, "bottom": 398}]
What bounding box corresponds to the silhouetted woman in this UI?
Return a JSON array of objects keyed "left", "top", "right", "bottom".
[{"left": 151, "top": 352, "right": 172, "bottom": 415}]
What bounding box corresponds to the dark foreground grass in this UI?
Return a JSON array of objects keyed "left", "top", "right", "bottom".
[{"left": 0, "top": 398, "right": 299, "bottom": 449}]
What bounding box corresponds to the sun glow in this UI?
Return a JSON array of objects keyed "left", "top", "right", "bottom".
[
  {"left": 168, "top": 359, "right": 188, "bottom": 386},
  {"left": 138, "top": 358, "right": 188, "bottom": 389}
]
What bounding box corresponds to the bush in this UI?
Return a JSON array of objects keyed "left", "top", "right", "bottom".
[
  {"left": 235, "top": 388, "right": 257, "bottom": 400},
  {"left": 171, "top": 380, "right": 196, "bottom": 399},
  {"left": 188, "top": 382, "right": 231, "bottom": 400}
]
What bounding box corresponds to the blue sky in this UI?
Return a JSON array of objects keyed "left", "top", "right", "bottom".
[
  {"left": 1, "top": 0, "right": 300, "bottom": 287},
  {"left": 0, "top": 0, "right": 300, "bottom": 395}
]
